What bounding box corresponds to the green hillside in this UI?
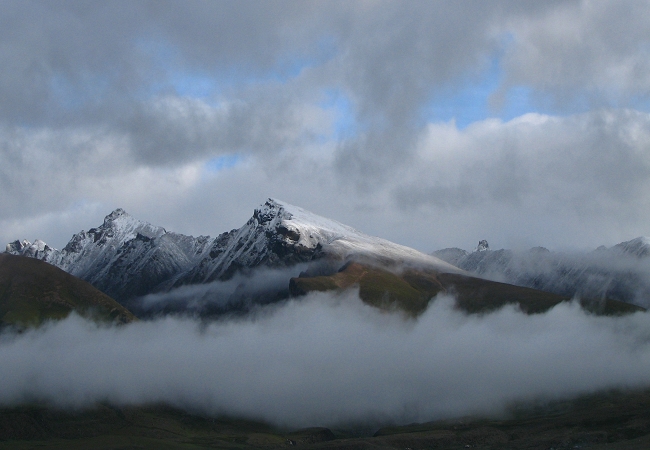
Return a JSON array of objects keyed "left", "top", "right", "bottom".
[
  {"left": 0, "top": 253, "right": 137, "bottom": 328},
  {"left": 290, "top": 261, "right": 643, "bottom": 316}
]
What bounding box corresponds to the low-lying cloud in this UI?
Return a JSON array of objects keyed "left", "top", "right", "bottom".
[
  {"left": 443, "top": 245, "right": 650, "bottom": 308},
  {"left": 134, "top": 264, "right": 310, "bottom": 316},
  {"left": 3, "top": 291, "right": 650, "bottom": 428}
]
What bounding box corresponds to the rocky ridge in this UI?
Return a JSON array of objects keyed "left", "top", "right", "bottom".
[{"left": 6, "top": 199, "right": 459, "bottom": 304}]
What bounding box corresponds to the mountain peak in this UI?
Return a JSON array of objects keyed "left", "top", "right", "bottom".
[
  {"left": 253, "top": 198, "right": 294, "bottom": 225},
  {"left": 107, "top": 207, "right": 127, "bottom": 218},
  {"left": 476, "top": 240, "right": 489, "bottom": 252},
  {"left": 5, "top": 238, "right": 57, "bottom": 262},
  {"left": 102, "top": 208, "right": 130, "bottom": 227},
  {"left": 98, "top": 208, "right": 167, "bottom": 239}
]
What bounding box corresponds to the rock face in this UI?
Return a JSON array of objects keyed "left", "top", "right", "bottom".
[
  {"left": 5, "top": 199, "right": 460, "bottom": 305},
  {"left": 171, "top": 200, "right": 328, "bottom": 288},
  {"left": 433, "top": 237, "right": 650, "bottom": 307}
]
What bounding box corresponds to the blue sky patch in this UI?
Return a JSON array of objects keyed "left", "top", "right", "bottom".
[
  {"left": 204, "top": 154, "right": 242, "bottom": 173},
  {"left": 319, "top": 88, "right": 358, "bottom": 139},
  {"left": 422, "top": 52, "right": 543, "bottom": 128}
]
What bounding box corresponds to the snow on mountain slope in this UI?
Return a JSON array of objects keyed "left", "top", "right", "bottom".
[
  {"left": 6, "top": 199, "right": 461, "bottom": 303},
  {"left": 271, "top": 200, "right": 461, "bottom": 270},
  {"left": 174, "top": 199, "right": 462, "bottom": 286},
  {"left": 5, "top": 239, "right": 57, "bottom": 261}
]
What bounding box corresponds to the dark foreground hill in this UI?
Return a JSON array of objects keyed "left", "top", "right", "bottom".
[
  {"left": 3, "top": 388, "right": 650, "bottom": 448},
  {"left": 0, "top": 253, "right": 137, "bottom": 328}
]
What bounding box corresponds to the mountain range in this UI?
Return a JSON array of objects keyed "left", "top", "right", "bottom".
[
  {"left": 2, "top": 198, "right": 648, "bottom": 448},
  {"left": 4, "top": 199, "right": 646, "bottom": 317},
  {"left": 5, "top": 199, "right": 461, "bottom": 315}
]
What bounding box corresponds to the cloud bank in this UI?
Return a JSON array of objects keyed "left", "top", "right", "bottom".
[
  {"left": 133, "top": 265, "right": 310, "bottom": 316},
  {"left": 2, "top": 292, "right": 650, "bottom": 428}
]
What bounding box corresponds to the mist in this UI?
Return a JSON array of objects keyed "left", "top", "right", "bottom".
[
  {"left": 2, "top": 291, "right": 650, "bottom": 428},
  {"left": 133, "top": 264, "right": 313, "bottom": 317},
  {"left": 451, "top": 246, "right": 650, "bottom": 308}
]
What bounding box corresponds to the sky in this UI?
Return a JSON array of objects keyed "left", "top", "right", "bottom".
[{"left": 2, "top": 0, "right": 650, "bottom": 252}]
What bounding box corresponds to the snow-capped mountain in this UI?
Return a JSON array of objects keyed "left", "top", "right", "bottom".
[
  {"left": 433, "top": 239, "right": 650, "bottom": 307},
  {"left": 6, "top": 208, "right": 214, "bottom": 301},
  {"left": 6, "top": 199, "right": 459, "bottom": 303}
]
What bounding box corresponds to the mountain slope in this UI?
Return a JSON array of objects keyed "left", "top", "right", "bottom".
[
  {"left": 0, "top": 253, "right": 136, "bottom": 328},
  {"left": 174, "top": 199, "right": 461, "bottom": 286},
  {"left": 290, "top": 262, "right": 443, "bottom": 314},
  {"left": 290, "top": 261, "right": 642, "bottom": 316}
]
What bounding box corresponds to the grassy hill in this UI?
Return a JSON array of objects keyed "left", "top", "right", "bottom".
[
  {"left": 3, "top": 389, "right": 650, "bottom": 448},
  {"left": 290, "top": 261, "right": 643, "bottom": 316},
  {"left": 0, "top": 253, "right": 137, "bottom": 328}
]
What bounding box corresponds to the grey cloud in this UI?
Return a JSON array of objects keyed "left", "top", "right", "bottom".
[
  {"left": 502, "top": 0, "right": 650, "bottom": 105},
  {"left": 0, "top": 125, "right": 132, "bottom": 218},
  {"left": 395, "top": 110, "right": 650, "bottom": 215},
  {"left": 0, "top": 1, "right": 590, "bottom": 169},
  {"left": 3, "top": 1, "right": 650, "bottom": 253},
  {"left": 4, "top": 109, "right": 650, "bottom": 253},
  {"left": 0, "top": 1, "right": 337, "bottom": 174},
  {"left": 2, "top": 293, "right": 650, "bottom": 428},
  {"left": 0, "top": 1, "right": 321, "bottom": 125}
]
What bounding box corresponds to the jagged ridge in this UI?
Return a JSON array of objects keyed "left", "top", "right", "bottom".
[{"left": 6, "top": 199, "right": 459, "bottom": 304}]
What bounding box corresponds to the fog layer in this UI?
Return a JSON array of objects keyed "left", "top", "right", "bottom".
[
  {"left": 133, "top": 265, "right": 311, "bottom": 317},
  {"left": 2, "top": 292, "right": 650, "bottom": 428},
  {"left": 440, "top": 246, "right": 650, "bottom": 308}
]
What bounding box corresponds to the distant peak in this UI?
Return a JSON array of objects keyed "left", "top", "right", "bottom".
[{"left": 476, "top": 240, "right": 489, "bottom": 252}]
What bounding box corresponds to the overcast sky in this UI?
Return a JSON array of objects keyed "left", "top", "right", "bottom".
[{"left": 2, "top": 0, "right": 650, "bottom": 252}]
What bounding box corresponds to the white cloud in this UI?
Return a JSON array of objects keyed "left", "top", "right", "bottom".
[{"left": 3, "top": 293, "right": 650, "bottom": 428}]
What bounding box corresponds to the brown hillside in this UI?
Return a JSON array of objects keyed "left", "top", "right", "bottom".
[{"left": 290, "top": 262, "right": 643, "bottom": 316}]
